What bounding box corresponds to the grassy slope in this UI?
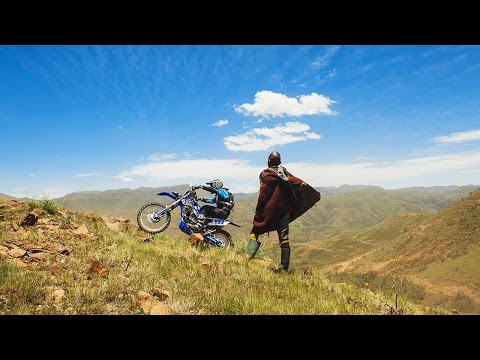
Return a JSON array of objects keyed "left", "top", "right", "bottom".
[
  {"left": 305, "top": 188, "right": 480, "bottom": 313},
  {"left": 56, "top": 186, "right": 476, "bottom": 245},
  {"left": 0, "top": 197, "right": 441, "bottom": 315}
]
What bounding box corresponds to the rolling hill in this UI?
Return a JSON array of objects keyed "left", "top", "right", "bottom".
[
  {"left": 0, "top": 197, "right": 442, "bottom": 314},
  {"left": 54, "top": 185, "right": 477, "bottom": 244},
  {"left": 296, "top": 187, "right": 480, "bottom": 313}
]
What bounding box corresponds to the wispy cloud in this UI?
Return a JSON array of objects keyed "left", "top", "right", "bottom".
[
  {"left": 234, "top": 91, "right": 337, "bottom": 118},
  {"left": 211, "top": 119, "right": 229, "bottom": 127},
  {"left": 114, "top": 149, "right": 480, "bottom": 193},
  {"left": 292, "top": 150, "right": 480, "bottom": 188},
  {"left": 355, "top": 156, "right": 373, "bottom": 160},
  {"left": 72, "top": 172, "right": 101, "bottom": 178},
  {"left": 434, "top": 129, "right": 480, "bottom": 144},
  {"left": 147, "top": 153, "right": 178, "bottom": 161},
  {"left": 224, "top": 121, "right": 321, "bottom": 152},
  {"left": 311, "top": 45, "right": 341, "bottom": 69},
  {"left": 29, "top": 174, "right": 37, "bottom": 178},
  {"left": 114, "top": 158, "right": 262, "bottom": 192}
]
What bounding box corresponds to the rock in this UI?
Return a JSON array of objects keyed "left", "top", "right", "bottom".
[
  {"left": 152, "top": 288, "right": 171, "bottom": 301},
  {"left": 77, "top": 233, "right": 95, "bottom": 241},
  {"left": 200, "top": 260, "right": 212, "bottom": 268},
  {"left": 8, "top": 258, "right": 27, "bottom": 268},
  {"left": 74, "top": 224, "right": 90, "bottom": 235},
  {"left": 0, "top": 214, "right": 4, "bottom": 221},
  {"left": 3, "top": 242, "right": 20, "bottom": 250},
  {"left": 64, "top": 307, "right": 75, "bottom": 315},
  {"left": 87, "top": 260, "right": 108, "bottom": 278},
  {"left": 188, "top": 233, "right": 204, "bottom": 245},
  {"left": 46, "top": 287, "right": 66, "bottom": 304},
  {"left": 21, "top": 212, "right": 38, "bottom": 227},
  {"left": 105, "top": 222, "right": 121, "bottom": 232},
  {"left": 50, "top": 264, "right": 65, "bottom": 275},
  {"left": 50, "top": 244, "right": 70, "bottom": 255},
  {"left": 0, "top": 249, "right": 8, "bottom": 258},
  {"left": 0, "top": 245, "right": 9, "bottom": 252},
  {"left": 7, "top": 248, "right": 27, "bottom": 258},
  {"left": 24, "top": 243, "right": 46, "bottom": 251},
  {"left": 137, "top": 291, "right": 169, "bottom": 315},
  {"left": 29, "top": 252, "right": 50, "bottom": 261},
  {"left": 11, "top": 222, "right": 19, "bottom": 231}
]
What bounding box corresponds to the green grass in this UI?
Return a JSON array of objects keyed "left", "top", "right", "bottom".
[
  {"left": 0, "top": 197, "right": 448, "bottom": 314},
  {"left": 0, "top": 261, "right": 47, "bottom": 314},
  {"left": 27, "top": 197, "right": 61, "bottom": 215}
]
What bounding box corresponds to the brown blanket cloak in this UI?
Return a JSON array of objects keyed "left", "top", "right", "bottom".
[{"left": 252, "top": 166, "right": 321, "bottom": 235}]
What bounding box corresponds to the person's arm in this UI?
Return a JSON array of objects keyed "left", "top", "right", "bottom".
[
  {"left": 197, "top": 185, "right": 217, "bottom": 203},
  {"left": 283, "top": 167, "right": 307, "bottom": 189}
]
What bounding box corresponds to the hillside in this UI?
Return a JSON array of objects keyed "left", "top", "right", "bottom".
[
  {"left": 0, "top": 197, "right": 443, "bottom": 315},
  {"left": 300, "top": 188, "right": 480, "bottom": 313},
  {"left": 54, "top": 185, "right": 477, "bottom": 244},
  {"left": 0, "top": 193, "right": 16, "bottom": 200}
]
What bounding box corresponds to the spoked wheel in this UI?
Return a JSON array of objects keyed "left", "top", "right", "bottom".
[
  {"left": 203, "top": 229, "right": 234, "bottom": 250},
  {"left": 137, "top": 202, "right": 171, "bottom": 234}
]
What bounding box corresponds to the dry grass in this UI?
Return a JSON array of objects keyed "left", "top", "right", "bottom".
[{"left": 1, "top": 197, "right": 444, "bottom": 315}]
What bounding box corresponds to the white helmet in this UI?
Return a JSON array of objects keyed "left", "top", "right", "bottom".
[{"left": 207, "top": 179, "right": 223, "bottom": 190}]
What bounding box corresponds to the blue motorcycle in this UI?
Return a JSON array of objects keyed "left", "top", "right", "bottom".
[{"left": 137, "top": 185, "right": 240, "bottom": 249}]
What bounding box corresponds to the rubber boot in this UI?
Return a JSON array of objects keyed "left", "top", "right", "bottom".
[
  {"left": 246, "top": 237, "right": 261, "bottom": 260},
  {"left": 280, "top": 245, "right": 290, "bottom": 271}
]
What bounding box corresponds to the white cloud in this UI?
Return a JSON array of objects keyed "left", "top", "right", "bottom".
[
  {"left": 72, "top": 172, "right": 101, "bottom": 178},
  {"left": 224, "top": 121, "right": 321, "bottom": 152},
  {"left": 29, "top": 173, "right": 37, "bottom": 177},
  {"left": 434, "top": 129, "right": 480, "bottom": 144},
  {"left": 147, "top": 153, "right": 178, "bottom": 161},
  {"left": 212, "top": 119, "right": 229, "bottom": 127},
  {"left": 291, "top": 150, "right": 480, "bottom": 188},
  {"left": 355, "top": 156, "right": 373, "bottom": 160},
  {"left": 114, "top": 158, "right": 263, "bottom": 193},
  {"left": 311, "top": 45, "right": 341, "bottom": 69},
  {"left": 234, "top": 91, "right": 337, "bottom": 118},
  {"left": 114, "top": 149, "right": 480, "bottom": 193}
]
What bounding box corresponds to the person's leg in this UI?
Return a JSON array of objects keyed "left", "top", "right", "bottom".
[
  {"left": 201, "top": 205, "right": 215, "bottom": 218},
  {"left": 212, "top": 207, "right": 229, "bottom": 219},
  {"left": 246, "top": 226, "right": 261, "bottom": 259},
  {"left": 276, "top": 214, "right": 290, "bottom": 271}
]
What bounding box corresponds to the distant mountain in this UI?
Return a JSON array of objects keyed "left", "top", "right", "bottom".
[
  {"left": 0, "top": 193, "right": 16, "bottom": 200},
  {"left": 55, "top": 184, "right": 477, "bottom": 243},
  {"left": 315, "top": 184, "right": 384, "bottom": 197},
  {"left": 54, "top": 184, "right": 193, "bottom": 219}
]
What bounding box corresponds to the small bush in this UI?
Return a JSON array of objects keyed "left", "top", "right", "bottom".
[
  {"left": 26, "top": 196, "right": 61, "bottom": 215},
  {"left": 40, "top": 198, "right": 60, "bottom": 215}
]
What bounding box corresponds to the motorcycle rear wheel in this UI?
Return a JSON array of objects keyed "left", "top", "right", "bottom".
[
  {"left": 137, "top": 202, "right": 171, "bottom": 234},
  {"left": 204, "top": 229, "right": 234, "bottom": 250}
]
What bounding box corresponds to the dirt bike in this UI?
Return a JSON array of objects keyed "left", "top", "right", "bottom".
[{"left": 137, "top": 185, "right": 240, "bottom": 249}]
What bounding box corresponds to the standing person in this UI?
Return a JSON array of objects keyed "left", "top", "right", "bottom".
[
  {"left": 246, "top": 151, "right": 321, "bottom": 272},
  {"left": 196, "top": 179, "right": 234, "bottom": 220}
]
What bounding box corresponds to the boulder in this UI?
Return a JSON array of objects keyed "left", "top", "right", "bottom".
[
  {"left": 137, "top": 291, "right": 169, "bottom": 315},
  {"left": 21, "top": 212, "right": 38, "bottom": 227}
]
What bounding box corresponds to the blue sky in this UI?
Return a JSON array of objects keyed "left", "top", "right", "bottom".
[{"left": 1, "top": 45, "right": 480, "bottom": 198}]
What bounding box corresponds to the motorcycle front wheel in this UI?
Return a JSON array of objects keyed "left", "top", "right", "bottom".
[{"left": 137, "top": 202, "right": 171, "bottom": 234}]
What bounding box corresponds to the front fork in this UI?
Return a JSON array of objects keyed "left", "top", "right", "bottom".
[{"left": 153, "top": 199, "right": 180, "bottom": 220}]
